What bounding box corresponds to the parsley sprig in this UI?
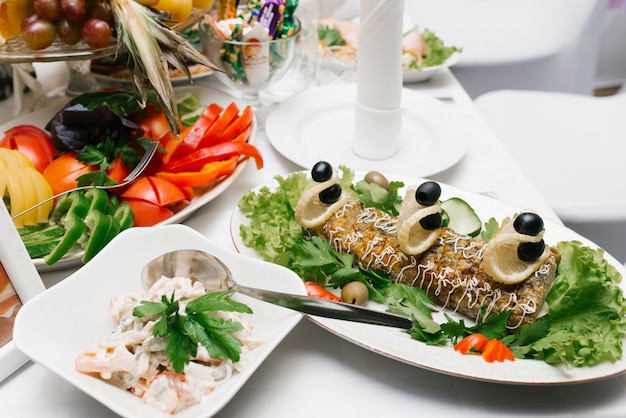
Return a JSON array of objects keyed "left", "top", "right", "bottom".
[
  {"left": 133, "top": 290, "right": 253, "bottom": 373},
  {"left": 317, "top": 25, "right": 346, "bottom": 47}
]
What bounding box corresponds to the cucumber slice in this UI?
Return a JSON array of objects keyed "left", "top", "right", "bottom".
[{"left": 441, "top": 197, "right": 482, "bottom": 237}]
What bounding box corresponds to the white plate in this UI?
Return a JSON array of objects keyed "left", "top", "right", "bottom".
[
  {"left": 265, "top": 84, "right": 469, "bottom": 177},
  {"left": 91, "top": 66, "right": 213, "bottom": 87},
  {"left": 13, "top": 224, "right": 304, "bottom": 418},
  {"left": 2, "top": 86, "right": 255, "bottom": 272},
  {"left": 403, "top": 52, "right": 461, "bottom": 83},
  {"left": 229, "top": 171, "right": 626, "bottom": 385}
]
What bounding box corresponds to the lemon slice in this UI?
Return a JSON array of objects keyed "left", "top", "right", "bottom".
[
  {"left": 397, "top": 186, "right": 442, "bottom": 255},
  {"left": 295, "top": 171, "right": 348, "bottom": 229},
  {"left": 481, "top": 219, "right": 549, "bottom": 285}
]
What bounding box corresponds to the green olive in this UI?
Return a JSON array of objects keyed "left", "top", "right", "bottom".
[
  {"left": 364, "top": 171, "right": 389, "bottom": 190},
  {"left": 341, "top": 281, "right": 369, "bottom": 306}
]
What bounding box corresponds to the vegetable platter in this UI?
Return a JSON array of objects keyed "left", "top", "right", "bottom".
[
  {"left": 1, "top": 85, "right": 261, "bottom": 273},
  {"left": 230, "top": 169, "right": 626, "bottom": 384}
]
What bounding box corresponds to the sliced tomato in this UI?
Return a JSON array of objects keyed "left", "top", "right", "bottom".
[
  {"left": 42, "top": 152, "right": 96, "bottom": 195},
  {"left": 138, "top": 110, "right": 176, "bottom": 142},
  {"left": 161, "top": 141, "right": 263, "bottom": 173},
  {"left": 155, "top": 157, "right": 238, "bottom": 188},
  {"left": 107, "top": 155, "right": 131, "bottom": 184},
  {"left": 0, "top": 124, "right": 56, "bottom": 172},
  {"left": 124, "top": 198, "right": 175, "bottom": 227},
  {"left": 121, "top": 176, "right": 186, "bottom": 207}
]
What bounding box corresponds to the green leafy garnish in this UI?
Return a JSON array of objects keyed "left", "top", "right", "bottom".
[
  {"left": 503, "top": 241, "right": 626, "bottom": 368},
  {"left": 413, "top": 28, "right": 462, "bottom": 69},
  {"left": 351, "top": 180, "right": 404, "bottom": 216},
  {"left": 480, "top": 217, "right": 503, "bottom": 241},
  {"left": 317, "top": 25, "right": 346, "bottom": 46},
  {"left": 133, "top": 290, "right": 253, "bottom": 373}
]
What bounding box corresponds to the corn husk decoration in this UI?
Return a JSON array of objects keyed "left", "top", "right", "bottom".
[{"left": 110, "top": 0, "right": 221, "bottom": 134}]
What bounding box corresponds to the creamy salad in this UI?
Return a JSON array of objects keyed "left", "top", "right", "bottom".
[{"left": 76, "top": 276, "right": 263, "bottom": 414}]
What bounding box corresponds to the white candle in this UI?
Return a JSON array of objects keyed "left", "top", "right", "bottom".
[{"left": 357, "top": 0, "right": 404, "bottom": 110}]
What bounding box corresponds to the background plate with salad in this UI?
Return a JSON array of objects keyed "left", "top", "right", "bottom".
[{"left": 317, "top": 15, "right": 462, "bottom": 84}]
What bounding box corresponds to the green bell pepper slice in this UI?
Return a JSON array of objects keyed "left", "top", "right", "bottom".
[
  {"left": 85, "top": 188, "right": 110, "bottom": 214},
  {"left": 20, "top": 225, "right": 65, "bottom": 244},
  {"left": 44, "top": 213, "right": 86, "bottom": 265},
  {"left": 113, "top": 201, "right": 134, "bottom": 231},
  {"left": 82, "top": 210, "right": 122, "bottom": 263},
  {"left": 50, "top": 191, "right": 90, "bottom": 223},
  {"left": 25, "top": 238, "right": 63, "bottom": 259}
]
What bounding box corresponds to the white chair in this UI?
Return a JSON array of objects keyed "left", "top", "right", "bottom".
[
  {"left": 474, "top": 88, "right": 626, "bottom": 262},
  {"left": 404, "top": 0, "right": 610, "bottom": 98}
]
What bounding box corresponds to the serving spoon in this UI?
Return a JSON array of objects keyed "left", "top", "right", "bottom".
[{"left": 141, "top": 249, "right": 414, "bottom": 329}]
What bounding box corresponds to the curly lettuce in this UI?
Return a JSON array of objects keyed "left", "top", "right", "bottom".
[{"left": 504, "top": 241, "right": 626, "bottom": 368}]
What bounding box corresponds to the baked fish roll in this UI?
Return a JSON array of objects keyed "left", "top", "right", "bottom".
[{"left": 320, "top": 200, "right": 560, "bottom": 330}]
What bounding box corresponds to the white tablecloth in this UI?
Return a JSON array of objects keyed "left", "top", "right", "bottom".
[{"left": 4, "top": 67, "right": 626, "bottom": 418}]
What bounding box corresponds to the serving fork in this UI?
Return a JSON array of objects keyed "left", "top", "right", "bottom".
[{"left": 11, "top": 140, "right": 159, "bottom": 221}]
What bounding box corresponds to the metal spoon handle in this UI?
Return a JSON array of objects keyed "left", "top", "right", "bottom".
[{"left": 235, "top": 284, "right": 414, "bottom": 329}]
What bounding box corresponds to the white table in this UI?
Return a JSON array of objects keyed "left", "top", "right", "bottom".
[{"left": 4, "top": 68, "right": 626, "bottom": 418}]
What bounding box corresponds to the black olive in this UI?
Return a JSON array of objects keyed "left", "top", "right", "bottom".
[
  {"left": 311, "top": 161, "right": 333, "bottom": 182},
  {"left": 419, "top": 212, "right": 442, "bottom": 230},
  {"left": 319, "top": 183, "right": 342, "bottom": 204},
  {"left": 517, "top": 240, "right": 545, "bottom": 261},
  {"left": 415, "top": 181, "right": 441, "bottom": 206},
  {"left": 514, "top": 212, "right": 544, "bottom": 236}
]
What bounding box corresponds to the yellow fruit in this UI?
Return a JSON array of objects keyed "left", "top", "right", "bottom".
[
  {"left": 192, "top": 0, "right": 215, "bottom": 8},
  {"left": 172, "top": 0, "right": 192, "bottom": 22},
  {"left": 0, "top": 1, "right": 35, "bottom": 42},
  {"left": 154, "top": 0, "right": 192, "bottom": 22}
]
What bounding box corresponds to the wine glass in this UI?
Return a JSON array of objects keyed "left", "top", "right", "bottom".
[{"left": 199, "top": 19, "right": 301, "bottom": 125}]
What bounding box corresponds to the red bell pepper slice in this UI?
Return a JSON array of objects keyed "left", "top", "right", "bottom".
[
  {"left": 304, "top": 282, "right": 341, "bottom": 302},
  {"left": 168, "top": 103, "right": 223, "bottom": 161},
  {"left": 214, "top": 105, "right": 253, "bottom": 143},
  {"left": 161, "top": 141, "right": 263, "bottom": 173},
  {"left": 481, "top": 338, "right": 515, "bottom": 363},
  {"left": 454, "top": 333, "right": 488, "bottom": 354},
  {"left": 231, "top": 125, "right": 251, "bottom": 144},
  {"left": 196, "top": 102, "right": 240, "bottom": 149},
  {"left": 155, "top": 157, "right": 239, "bottom": 188}
]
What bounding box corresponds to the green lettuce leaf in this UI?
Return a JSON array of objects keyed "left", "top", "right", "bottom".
[{"left": 507, "top": 241, "right": 626, "bottom": 368}]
